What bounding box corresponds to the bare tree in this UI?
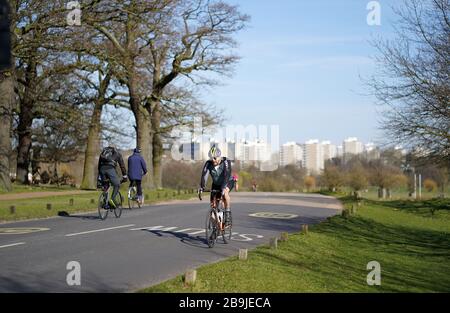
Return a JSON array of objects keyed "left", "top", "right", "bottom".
[{"left": 367, "top": 0, "right": 450, "bottom": 164}]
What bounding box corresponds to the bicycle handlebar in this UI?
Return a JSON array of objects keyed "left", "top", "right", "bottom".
[{"left": 198, "top": 189, "right": 223, "bottom": 201}]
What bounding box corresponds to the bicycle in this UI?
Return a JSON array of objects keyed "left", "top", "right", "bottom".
[
  {"left": 98, "top": 178, "right": 125, "bottom": 220},
  {"left": 198, "top": 189, "right": 233, "bottom": 248},
  {"left": 127, "top": 181, "right": 142, "bottom": 210}
]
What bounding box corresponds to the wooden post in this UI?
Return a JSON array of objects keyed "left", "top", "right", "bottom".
[
  {"left": 46, "top": 203, "right": 52, "bottom": 210},
  {"left": 184, "top": 269, "right": 197, "bottom": 286},
  {"left": 239, "top": 249, "right": 248, "bottom": 260},
  {"left": 269, "top": 237, "right": 278, "bottom": 249},
  {"left": 157, "top": 192, "right": 160, "bottom": 199},
  {"left": 301, "top": 224, "right": 309, "bottom": 234},
  {"left": 280, "top": 232, "right": 289, "bottom": 242},
  {"left": 10, "top": 205, "right": 15, "bottom": 214},
  {"left": 69, "top": 198, "right": 74, "bottom": 206}
]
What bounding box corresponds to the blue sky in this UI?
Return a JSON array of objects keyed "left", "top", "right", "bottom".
[{"left": 200, "top": 0, "right": 400, "bottom": 147}]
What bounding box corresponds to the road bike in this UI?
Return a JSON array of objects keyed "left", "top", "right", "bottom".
[
  {"left": 127, "top": 181, "right": 142, "bottom": 210},
  {"left": 98, "top": 178, "right": 125, "bottom": 220},
  {"left": 198, "top": 189, "right": 233, "bottom": 248}
]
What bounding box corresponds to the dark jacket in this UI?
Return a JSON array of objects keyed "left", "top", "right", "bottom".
[
  {"left": 127, "top": 152, "right": 147, "bottom": 181},
  {"left": 98, "top": 147, "right": 127, "bottom": 176}
]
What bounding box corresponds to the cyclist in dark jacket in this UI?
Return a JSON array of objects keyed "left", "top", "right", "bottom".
[
  {"left": 97, "top": 145, "right": 127, "bottom": 207},
  {"left": 127, "top": 148, "right": 147, "bottom": 204}
]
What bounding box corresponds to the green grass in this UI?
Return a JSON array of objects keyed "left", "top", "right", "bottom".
[
  {"left": 140, "top": 195, "right": 450, "bottom": 293},
  {"left": 0, "top": 188, "right": 196, "bottom": 222},
  {"left": 0, "top": 183, "right": 79, "bottom": 194}
]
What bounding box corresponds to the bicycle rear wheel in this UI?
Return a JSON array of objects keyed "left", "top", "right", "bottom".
[
  {"left": 128, "top": 187, "right": 137, "bottom": 210},
  {"left": 98, "top": 192, "right": 109, "bottom": 220},
  {"left": 217, "top": 201, "right": 228, "bottom": 244},
  {"left": 205, "top": 209, "right": 218, "bottom": 248},
  {"left": 114, "top": 192, "right": 124, "bottom": 218}
]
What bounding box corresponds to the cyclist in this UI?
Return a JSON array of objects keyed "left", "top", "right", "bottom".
[
  {"left": 199, "top": 146, "right": 235, "bottom": 225},
  {"left": 97, "top": 144, "right": 127, "bottom": 208},
  {"left": 127, "top": 147, "right": 147, "bottom": 205}
]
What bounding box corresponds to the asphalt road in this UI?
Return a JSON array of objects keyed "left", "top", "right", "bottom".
[{"left": 0, "top": 192, "right": 342, "bottom": 292}]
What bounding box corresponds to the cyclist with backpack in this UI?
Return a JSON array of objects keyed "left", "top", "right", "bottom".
[{"left": 97, "top": 145, "right": 127, "bottom": 208}]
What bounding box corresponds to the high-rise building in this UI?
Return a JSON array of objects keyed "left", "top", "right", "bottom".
[
  {"left": 321, "top": 141, "right": 337, "bottom": 161},
  {"left": 364, "top": 142, "right": 380, "bottom": 160},
  {"left": 303, "top": 139, "right": 324, "bottom": 175},
  {"left": 280, "top": 142, "right": 303, "bottom": 167},
  {"left": 343, "top": 137, "right": 364, "bottom": 155}
]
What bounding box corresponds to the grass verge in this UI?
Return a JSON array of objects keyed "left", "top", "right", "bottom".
[
  {"left": 140, "top": 194, "right": 450, "bottom": 293},
  {"left": 0, "top": 188, "right": 196, "bottom": 222}
]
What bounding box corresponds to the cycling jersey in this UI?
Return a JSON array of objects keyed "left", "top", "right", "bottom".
[{"left": 200, "top": 157, "right": 231, "bottom": 191}]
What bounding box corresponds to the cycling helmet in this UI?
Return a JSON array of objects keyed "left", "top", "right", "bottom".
[
  {"left": 134, "top": 147, "right": 141, "bottom": 153},
  {"left": 208, "top": 145, "right": 222, "bottom": 159}
]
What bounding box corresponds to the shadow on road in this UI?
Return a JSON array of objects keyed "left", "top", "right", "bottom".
[
  {"left": 140, "top": 229, "right": 210, "bottom": 249},
  {"left": 57, "top": 211, "right": 101, "bottom": 220}
]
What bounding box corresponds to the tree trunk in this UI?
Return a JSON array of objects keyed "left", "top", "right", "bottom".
[
  {"left": 0, "top": 73, "right": 13, "bottom": 191},
  {"left": 135, "top": 108, "right": 154, "bottom": 189},
  {"left": 127, "top": 66, "right": 154, "bottom": 190},
  {"left": 16, "top": 59, "right": 36, "bottom": 184},
  {"left": 151, "top": 100, "right": 163, "bottom": 189},
  {"left": 80, "top": 101, "right": 102, "bottom": 189}
]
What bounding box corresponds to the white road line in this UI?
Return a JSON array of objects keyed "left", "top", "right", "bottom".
[
  {"left": 65, "top": 224, "right": 135, "bottom": 237},
  {"left": 0, "top": 242, "right": 26, "bottom": 249},
  {"left": 174, "top": 228, "right": 204, "bottom": 235},
  {"left": 130, "top": 226, "right": 177, "bottom": 231}
]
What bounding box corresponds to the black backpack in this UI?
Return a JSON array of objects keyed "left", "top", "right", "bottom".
[{"left": 100, "top": 147, "right": 117, "bottom": 166}]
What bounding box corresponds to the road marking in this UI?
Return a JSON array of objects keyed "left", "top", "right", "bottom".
[
  {"left": 130, "top": 225, "right": 264, "bottom": 241},
  {"left": 174, "top": 228, "right": 205, "bottom": 235},
  {"left": 249, "top": 212, "right": 298, "bottom": 219},
  {"left": 65, "top": 224, "right": 135, "bottom": 237},
  {"left": 0, "top": 242, "right": 26, "bottom": 249},
  {"left": 0, "top": 227, "right": 50, "bottom": 235},
  {"left": 130, "top": 226, "right": 178, "bottom": 232}
]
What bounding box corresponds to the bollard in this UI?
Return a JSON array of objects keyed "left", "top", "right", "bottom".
[
  {"left": 69, "top": 198, "right": 74, "bottom": 206},
  {"left": 280, "top": 232, "right": 289, "bottom": 242},
  {"left": 165, "top": 192, "right": 168, "bottom": 198},
  {"left": 342, "top": 209, "right": 350, "bottom": 218},
  {"left": 46, "top": 203, "right": 52, "bottom": 210},
  {"left": 10, "top": 205, "right": 15, "bottom": 214},
  {"left": 269, "top": 237, "right": 278, "bottom": 249},
  {"left": 157, "top": 192, "right": 160, "bottom": 199},
  {"left": 184, "top": 269, "right": 197, "bottom": 286},
  {"left": 239, "top": 249, "right": 248, "bottom": 261},
  {"left": 301, "top": 224, "right": 309, "bottom": 234}
]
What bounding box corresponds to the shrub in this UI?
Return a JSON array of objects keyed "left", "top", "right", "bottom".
[{"left": 424, "top": 179, "right": 438, "bottom": 192}]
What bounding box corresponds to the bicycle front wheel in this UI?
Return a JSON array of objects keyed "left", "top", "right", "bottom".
[
  {"left": 205, "top": 209, "right": 218, "bottom": 248},
  {"left": 224, "top": 211, "right": 232, "bottom": 241},
  {"left": 114, "top": 192, "right": 124, "bottom": 218},
  {"left": 98, "top": 192, "right": 109, "bottom": 220}
]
